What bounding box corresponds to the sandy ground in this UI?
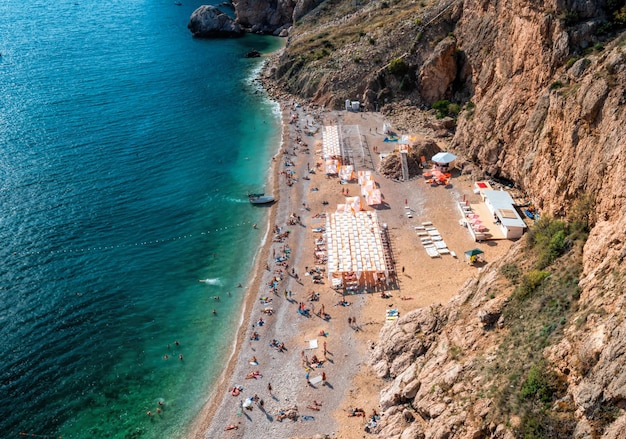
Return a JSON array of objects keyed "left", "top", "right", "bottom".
[{"left": 188, "top": 103, "right": 514, "bottom": 439}]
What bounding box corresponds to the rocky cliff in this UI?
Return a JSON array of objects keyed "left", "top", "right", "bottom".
[
  {"left": 233, "top": 0, "right": 323, "bottom": 35},
  {"left": 253, "top": 0, "right": 626, "bottom": 436}
]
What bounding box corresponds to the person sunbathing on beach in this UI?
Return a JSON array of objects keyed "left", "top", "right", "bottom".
[
  {"left": 307, "top": 404, "right": 321, "bottom": 411},
  {"left": 348, "top": 407, "right": 366, "bottom": 417},
  {"left": 245, "top": 370, "right": 262, "bottom": 379},
  {"left": 224, "top": 424, "right": 238, "bottom": 431},
  {"left": 230, "top": 385, "right": 242, "bottom": 396}
]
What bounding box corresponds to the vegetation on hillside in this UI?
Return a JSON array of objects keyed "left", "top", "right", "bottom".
[{"left": 475, "top": 199, "right": 595, "bottom": 438}]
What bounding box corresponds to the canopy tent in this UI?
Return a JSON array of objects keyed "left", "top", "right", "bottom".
[
  {"left": 343, "top": 196, "right": 363, "bottom": 213},
  {"left": 365, "top": 189, "right": 383, "bottom": 206},
  {"left": 339, "top": 164, "right": 356, "bottom": 181},
  {"left": 325, "top": 159, "right": 339, "bottom": 175},
  {"left": 431, "top": 152, "right": 457, "bottom": 164},
  {"left": 357, "top": 170, "right": 374, "bottom": 185},
  {"left": 361, "top": 180, "right": 376, "bottom": 197},
  {"left": 325, "top": 211, "right": 388, "bottom": 287},
  {"left": 464, "top": 248, "right": 484, "bottom": 256},
  {"left": 464, "top": 248, "right": 484, "bottom": 264}
]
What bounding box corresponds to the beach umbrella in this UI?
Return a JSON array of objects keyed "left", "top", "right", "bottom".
[
  {"left": 431, "top": 152, "right": 457, "bottom": 164},
  {"left": 464, "top": 248, "right": 484, "bottom": 257}
]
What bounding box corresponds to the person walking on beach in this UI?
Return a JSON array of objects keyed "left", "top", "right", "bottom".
[{"left": 267, "top": 383, "right": 272, "bottom": 395}]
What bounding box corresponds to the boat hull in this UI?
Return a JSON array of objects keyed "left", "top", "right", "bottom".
[{"left": 249, "top": 195, "right": 275, "bottom": 204}]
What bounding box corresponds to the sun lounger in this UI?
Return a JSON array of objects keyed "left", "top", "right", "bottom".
[
  {"left": 438, "top": 248, "right": 450, "bottom": 255},
  {"left": 414, "top": 226, "right": 425, "bottom": 230},
  {"left": 417, "top": 232, "right": 429, "bottom": 237},
  {"left": 309, "top": 376, "right": 323, "bottom": 385},
  {"left": 422, "top": 221, "right": 433, "bottom": 226},
  {"left": 428, "top": 230, "right": 440, "bottom": 236},
  {"left": 431, "top": 235, "right": 443, "bottom": 241},
  {"left": 434, "top": 241, "right": 447, "bottom": 249},
  {"left": 450, "top": 251, "right": 457, "bottom": 258},
  {"left": 424, "top": 245, "right": 440, "bottom": 258}
]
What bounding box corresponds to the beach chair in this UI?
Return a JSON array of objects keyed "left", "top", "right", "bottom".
[{"left": 424, "top": 245, "right": 440, "bottom": 258}]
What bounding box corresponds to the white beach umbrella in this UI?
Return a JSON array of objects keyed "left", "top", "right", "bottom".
[{"left": 431, "top": 152, "right": 457, "bottom": 164}]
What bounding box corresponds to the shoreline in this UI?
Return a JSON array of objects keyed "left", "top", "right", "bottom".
[
  {"left": 190, "top": 54, "right": 516, "bottom": 438},
  {"left": 187, "top": 84, "right": 285, "bottom": 439}
]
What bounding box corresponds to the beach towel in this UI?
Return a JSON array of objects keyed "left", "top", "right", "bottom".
[
  {"left": 302, "top": 415, "right": 315, "bottom": 421},
  {"left": 306, "top": 339, "right": 318, "bottom": 349}
]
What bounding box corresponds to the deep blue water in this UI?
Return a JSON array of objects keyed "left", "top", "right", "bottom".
[{"left": 0, "top": 1, "right": 282, "bottom": 437}]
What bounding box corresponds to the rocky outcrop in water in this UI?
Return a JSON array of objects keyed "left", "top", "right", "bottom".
[{"left": 188, "top": 5, "right": 244, "bottom": 38}]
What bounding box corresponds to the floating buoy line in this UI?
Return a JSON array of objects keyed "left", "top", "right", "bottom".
[{"left": 14, "top": 220, "right": 257, "bottom": 257}]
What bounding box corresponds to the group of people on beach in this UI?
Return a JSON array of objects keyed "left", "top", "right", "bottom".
[{"left": 215, "top": 102, "right": 385, "bottom": 435}]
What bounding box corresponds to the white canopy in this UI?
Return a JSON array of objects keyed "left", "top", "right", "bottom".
[
  {"left": 325, "top": 211, "right": 387, "bottom": 278},
  {"left": 431, "top": 152, "right": 457, "bottom": 164},
  {"left": 322, "top": 125, "right": 341, "bottom": 159}
]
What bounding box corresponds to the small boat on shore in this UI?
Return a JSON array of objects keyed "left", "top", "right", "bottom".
[{"left": 248, "top": 193, "right": 275, "bottom": 205}]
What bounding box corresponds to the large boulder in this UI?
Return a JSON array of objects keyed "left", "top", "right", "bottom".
[{"left": 188, "top": 5, "right": 244, "bottom": 38}]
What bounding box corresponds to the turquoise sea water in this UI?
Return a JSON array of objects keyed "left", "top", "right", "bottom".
[{"left": 0, "top": 1, "right": 282, "bottom": 437}]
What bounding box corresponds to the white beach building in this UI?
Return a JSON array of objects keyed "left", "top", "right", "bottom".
[{"left": 482, "top": 189, "right": 527, "bottom": 239}]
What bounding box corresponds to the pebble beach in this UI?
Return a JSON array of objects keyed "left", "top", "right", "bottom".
[{"left": 189, "top": 97, "right": 515, "bottom": 439}]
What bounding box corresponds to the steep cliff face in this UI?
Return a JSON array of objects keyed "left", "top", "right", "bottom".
[{"left": 257, "top": 0, "right": 625, "bottom": 436}]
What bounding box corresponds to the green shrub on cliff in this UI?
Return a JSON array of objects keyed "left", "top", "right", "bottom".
[
  {"left": 387, "top": 57, "right": 408, "bottom": 76},
  {"left": 516, "top": 270, "right": 550, "bottom": 299}
]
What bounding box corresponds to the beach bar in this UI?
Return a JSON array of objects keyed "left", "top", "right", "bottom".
[{"left": 482, "top": 189, "right": 527, "bottom": 239}]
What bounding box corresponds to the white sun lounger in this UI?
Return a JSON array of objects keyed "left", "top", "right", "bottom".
[
  {"left": 428, "top": 230, "right": 440, "bottom": 236},
  {"left": 306, "top": 339, "right": 318, "bottom": 349},
  {"left": 309, "top": 375, "right": 323, "bottom": 385},
  {"left": 434, "top": 241, "right": 447, "bottom": 249},
  {"left": 424, "top": 245, "right": 440, "bottom": 258},
  {"left": 422, "top": 221, "right": 433, "bottom": 226},
  {"left": 438, "top": 248, "right": 451, "bottom": 255}
]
